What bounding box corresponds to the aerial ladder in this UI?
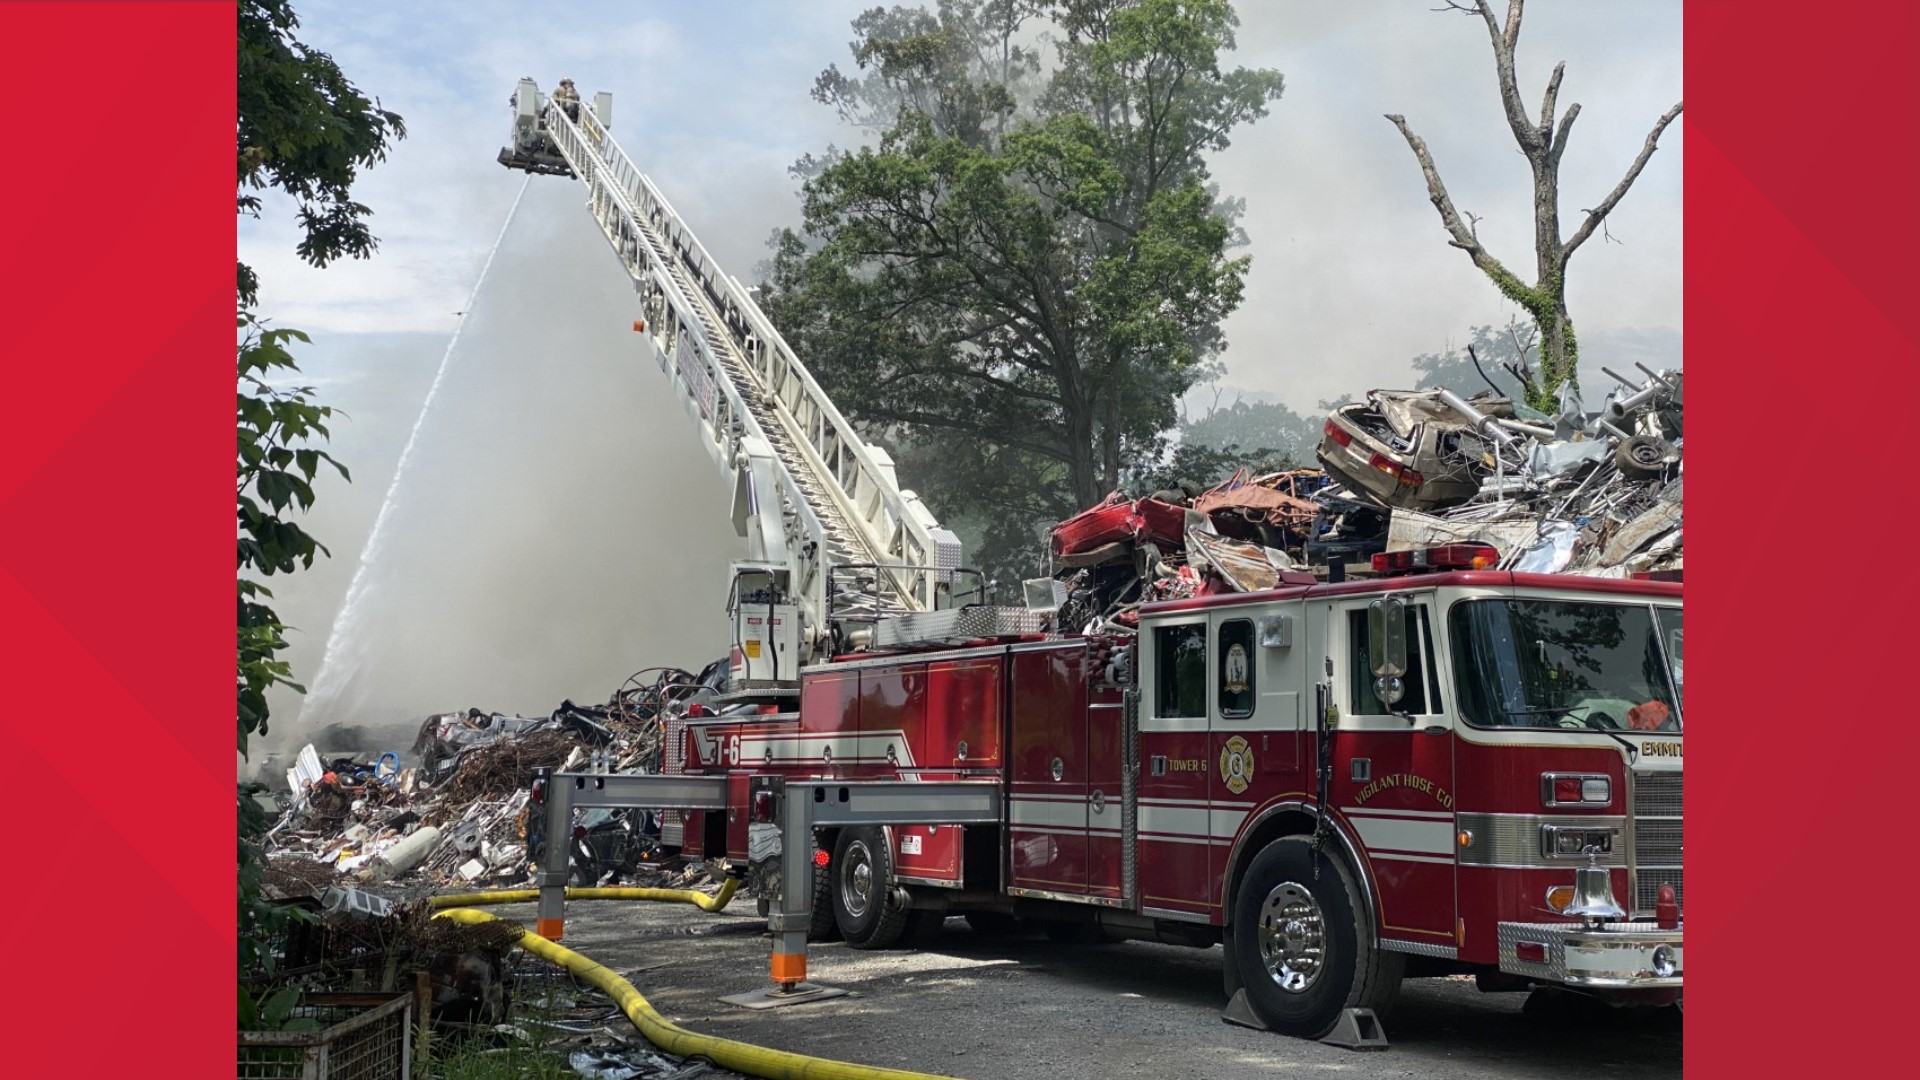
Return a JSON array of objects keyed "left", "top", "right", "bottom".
[{"left": 497, "top": 79, "right": 1034, "bottom": 701}]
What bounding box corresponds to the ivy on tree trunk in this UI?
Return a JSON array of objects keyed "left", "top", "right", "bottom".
[{"left": 1386, "top": 0, "right": 1680, "bottom": 413}]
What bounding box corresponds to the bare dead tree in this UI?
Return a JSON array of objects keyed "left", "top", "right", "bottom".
[{"left": 1388, "top": 0, "right": 1681, "bottom": 411}]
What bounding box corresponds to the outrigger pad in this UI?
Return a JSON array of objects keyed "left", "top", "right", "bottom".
[
  {"left": 1220, "top": 989, "right": 1269, "bottom": 1031},
  {"left": 1320, "top": 1008, "right": 1389, "bottom": 1051},
  {"left": 718, "top": 983, "right": 850, "bottom": 1010}
]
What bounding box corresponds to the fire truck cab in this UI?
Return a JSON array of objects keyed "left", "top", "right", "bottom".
[
  {"left": 679, "top": 544, "right": 1683, "bottom": 1038},
  {"left": 1135, "top": 550, "right": 1683, "bottom": 1033}
]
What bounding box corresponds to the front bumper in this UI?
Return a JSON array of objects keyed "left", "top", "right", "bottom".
[{"left": 1497, "top": 920, "right": 1683, "bottom": 989}]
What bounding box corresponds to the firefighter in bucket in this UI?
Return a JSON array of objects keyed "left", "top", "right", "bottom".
[{"left": 554, "top": 77, "right": 581, "bottom": 121}]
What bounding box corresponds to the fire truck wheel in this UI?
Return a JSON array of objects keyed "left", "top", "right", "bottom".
[
  {"left": 832, "top": 827, "right": 911, "bottom": 949},
  {"left": 752, "top": 862, "right": 839, "bottom": 940},
  {"left": 1230, "top": 837, "right": 1403, "bottom": 1038},
  {"left": 809, "top": 859, "right": 839, "bottom": 941}
]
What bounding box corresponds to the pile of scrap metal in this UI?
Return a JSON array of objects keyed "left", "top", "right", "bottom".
[
  {"left": 1038, "top": 364, "right": 1680, "bottom": 629},
  {"left": 1311, "top": 364, "right": 1682, "bottom": 578},
  {"left": 1044, "top": 469, "right": 1328, "bottom": 634},
  {"left": 262, "top": 663, "right": 735, "bottom": 897}
]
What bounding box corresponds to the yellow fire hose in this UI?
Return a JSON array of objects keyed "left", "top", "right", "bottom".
[
  {"left": 433, "top": 903, "right": 964, "bottom": 1080},
  {"left": 429, "top": 877, "right": 742, "bottom": 912}
]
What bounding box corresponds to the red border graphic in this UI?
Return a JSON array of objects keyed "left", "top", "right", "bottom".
[
  {"left": 1687, "top": 2, "right": 1918, "bottom": 1076},
  {"left": 0, "top": 3, "right": 234, "bottom": 1077}
]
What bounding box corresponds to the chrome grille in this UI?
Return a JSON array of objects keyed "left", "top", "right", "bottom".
[{"left": 1631, "top": 772, "right": 1683, "bottom": 913}]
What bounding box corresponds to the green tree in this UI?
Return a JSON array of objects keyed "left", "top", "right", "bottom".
[
  {"left": 236, "top": 0, "right": 402, "bottom": 976},
  {"left": 1409, "top": 324, "right": 1527, "bottom": 403},
  {"left": 764, "top": 0, "right": 1283, "bottom": 583},
  {"left": 237, "top": 0, "right": 404, "bottom": 308},
  {"left": 1385, "top": 0, "right": 1680, "bottom": 412},
  {"left": 1170, "top": 393, "right": 1319, "bottom": 484}
]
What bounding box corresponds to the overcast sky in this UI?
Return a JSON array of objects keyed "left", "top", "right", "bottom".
[
  {"left": 242, "top": 0, "right": 1682, "bottom": 405},
  {"left": 237, "top": 0, "right": 1681, "bottom": 759}
]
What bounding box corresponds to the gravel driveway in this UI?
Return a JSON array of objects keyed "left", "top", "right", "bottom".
[{"left": 477, "top": 895, "right": 1679, "bottom": 1080}]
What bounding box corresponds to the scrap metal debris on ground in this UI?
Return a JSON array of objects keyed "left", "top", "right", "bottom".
[
  {"left": 1042, "top": 366, "right": 1681, "bottom": 630},
  {"left": 262, "top": 368, "right": 1679, "bottom": 888},
  {"left": 261, "top": 664, "right": 735, "bottom": 907}
]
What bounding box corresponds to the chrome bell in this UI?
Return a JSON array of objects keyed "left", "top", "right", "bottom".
[{"left": 1563, "top": 848, "right": 1626, "bottom": 924}]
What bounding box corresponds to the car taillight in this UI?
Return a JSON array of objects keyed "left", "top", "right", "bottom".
[
  {"left": 751, "top": 790, "right": 774, "bottom": 823},
  {"left": 814, "top": 848, "right": 831, "bottom": 868},
  {"left": 1366, "top": 452, "right": 1424, "bottom": 487},
  {"left": 573, "top": 826, "right": 588, "bottom": 840},
  {"left": 1324, "top": 418, "right": 1353, "bottom": 447},
  {"left": 1542, "top": 773, "right": 1611, "bottom": 807},
  {"left": 530, "top": 778, "right": 545, "bottom": 806}
]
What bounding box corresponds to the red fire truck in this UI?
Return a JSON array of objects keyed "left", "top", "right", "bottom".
[
  {"left": 671, "top": 546, "right": 1683, "bottom": 1036},
  {"left": 498, "top": 85, "right": 1683, "bottom": 1040}
]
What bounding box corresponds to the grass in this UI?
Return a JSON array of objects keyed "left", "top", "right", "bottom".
[{"left": 431, "top": 1037, "right": 575, "bottom": 1080}]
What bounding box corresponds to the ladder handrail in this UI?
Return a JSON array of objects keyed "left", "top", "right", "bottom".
[{"left": 529, "top": 97, "right": 957, "bottom": 633}]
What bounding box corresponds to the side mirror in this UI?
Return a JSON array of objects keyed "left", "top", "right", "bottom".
[{"left": 1368, "top": 598, "right": 1408, "bottom": 708}]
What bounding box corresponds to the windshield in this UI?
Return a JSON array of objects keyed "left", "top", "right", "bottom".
[{"left": 1450, "top": 599, "right": 1682, "bottom": 732}]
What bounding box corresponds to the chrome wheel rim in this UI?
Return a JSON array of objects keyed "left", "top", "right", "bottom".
[
  {"left": 841, "top": 840, "right": 874, "bottom": 919},
  {"left": 1258, "top": 881, "right": 1326, "bottom": 993}
]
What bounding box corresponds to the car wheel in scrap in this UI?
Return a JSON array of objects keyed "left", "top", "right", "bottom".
[{"left": 1616, "top": 434, "right": 1672, "bottom": 479}]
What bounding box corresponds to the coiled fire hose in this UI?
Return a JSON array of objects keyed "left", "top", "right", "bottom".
[{"left": 431, "top": 886, "right": 965, "bottom": 1080}]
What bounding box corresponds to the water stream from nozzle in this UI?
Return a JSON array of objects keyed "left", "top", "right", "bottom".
[{"left": 298, "top": 176, "right": 533, "bottom": 726}]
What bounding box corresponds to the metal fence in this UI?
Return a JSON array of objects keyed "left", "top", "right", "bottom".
[{"left": 238, "top": 993, "right": 412, "bottom": 1080}]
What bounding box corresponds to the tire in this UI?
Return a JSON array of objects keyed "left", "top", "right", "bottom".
[
  {"left": 755, "top": 853, "right": 838, "bottom": 941},
  {"left": 832, "top": 827, "right": 910, "bottom": 949},
  {"left": 963, "top": 911, "right": 1025, "bottom": 938},
  {"left": 1616, "top": 434, "right": 1671, "bottom": 479},
  {"left": 1228, "top": 836, "right": 1403, "bottom": 1038},
  {"left": 807, "top": 849, "right": 838, "bottom": 941}
]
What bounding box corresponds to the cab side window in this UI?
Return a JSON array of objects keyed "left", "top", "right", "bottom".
[
  {"left": 1154, "top": 623, "right": 1207, "bottom": 718},
  {"left": 1218, "top": 619, "right": 1255, "bottom": 718},
  {"left": 1347, "top": 605, "right": 1440, "bottom": 715}
]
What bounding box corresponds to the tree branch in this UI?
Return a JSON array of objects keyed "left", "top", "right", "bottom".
[
  {"left": 1384, "top": 113, "right": 1526, "bottom": 288},
  {"left": 1500, "top": 0, "right": 1524, "bottom": 52},
  {"left": 1547, "top": 101, "right": 1581, "bottom": 170},
  {"left": 1467, "top": 0, "right": 1541, "bottom": 151},
  {"left": 1538, "top": 61, "right": 1564, "bottom": 147},
  {"left": 1563, "top": 100, "right": 1682, "bottom": 259}
]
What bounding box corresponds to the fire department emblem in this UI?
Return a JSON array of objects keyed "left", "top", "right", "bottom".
[
  {"left": 1220, "top": 736, "right": 1254, "bottom": 794},
  {"left": 1223, "top": 644, "right": 1250, "bottom": 695}
]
